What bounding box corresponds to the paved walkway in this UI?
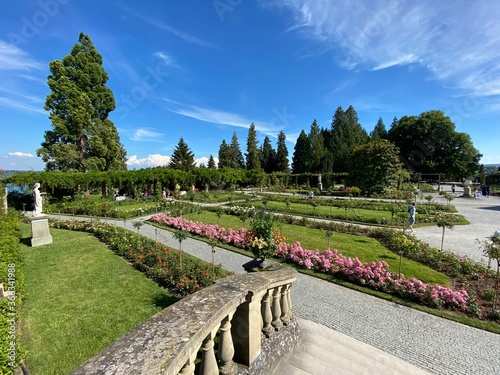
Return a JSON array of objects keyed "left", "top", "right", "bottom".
[
  {"left": 48, "top": 192, "right": 500, "bottom": 374},
  {"left": 412, "top": 188, "right": 500, "bottom": 264}
]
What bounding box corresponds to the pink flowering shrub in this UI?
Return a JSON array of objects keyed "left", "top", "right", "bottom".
[
  {"left": 150, "top": 213, "right": 251, "bottom": 249},
  {"left": 151, "top": 214, "right": 469, "bottom": 312},
  {"left": 276, "top": 241, "right": 468, "bottom": 311}
]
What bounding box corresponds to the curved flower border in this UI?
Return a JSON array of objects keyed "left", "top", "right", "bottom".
[{"left": 150, "top": 213, "right": 469, "bottom": 312}]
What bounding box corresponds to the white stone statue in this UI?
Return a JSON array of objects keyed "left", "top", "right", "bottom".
[{"left": 33, "top": 183, "right": 42, "bottom": 216}]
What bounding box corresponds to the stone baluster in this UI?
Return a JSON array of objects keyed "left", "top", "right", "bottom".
[
  {"left": 178, "top": 351, "right": 197, "bottom": 375},
  {"left": 199, "top": 330, "right": 219, "bottom": 375},
  {"left": 218, "top": 313, "right": 237, "bottom": 375},
  {"left": 280, "top": 283, "right": 291, "bottom": 325},
  {"left": 261, "top": 289, "right": 274, "bottom": 337},
  {"left": 271, "top": 286, "right": 283, "bottom": 331}
]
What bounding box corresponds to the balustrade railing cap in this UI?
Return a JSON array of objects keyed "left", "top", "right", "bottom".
[{"left": 71, "top": 266, "right": 297, "bottom": 375}]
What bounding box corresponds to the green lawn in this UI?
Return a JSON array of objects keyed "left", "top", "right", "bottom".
[
  {"left": 183, "top": 211, "right": 450, "bottom": 286},
  {"left": 20, "top": 224, "right": 177, "bottom": 375}
]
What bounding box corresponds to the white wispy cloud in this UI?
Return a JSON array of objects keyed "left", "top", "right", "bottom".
[
  {"left": 163, "top": 100, "right": 284, "bottom": 138},
  {"left": 0, "top": 40, "right": 43, "bottom": 70},
  {"left": 135, "top": 15, "right": 217, "bottom": 49},
  {"left": 0, "top": 97, "right": 45, "bottom": 114},
  {"left": 262, "top": 0, "right": 500, "bottom": 97},
  {"left": 154, "top": 52, "right": 178, "bottom": 68},
  {"left": 8, "top": 152, "right": 35, "bottom": 158},
  {"left": 127, "top": 154, "right": 170, "bottom": 167},
  {"left": 126, "top": 154, "right": 218, "bottom": 168},
  {"left": 130, "top": 128, "right": 165, "bottom": 142}
]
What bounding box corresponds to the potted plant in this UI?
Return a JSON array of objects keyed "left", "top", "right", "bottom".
[{"left": 243, "top": 210, "right": 276, "bottom": 271}]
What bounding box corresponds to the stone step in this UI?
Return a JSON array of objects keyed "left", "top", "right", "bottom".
[{"left": 274, "top": 318, "right": 431, "bottom": 375}]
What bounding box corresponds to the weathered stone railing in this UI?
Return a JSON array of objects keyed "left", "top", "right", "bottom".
[{"left": 71, "top": 264, "right": 298, "bottom": 375}]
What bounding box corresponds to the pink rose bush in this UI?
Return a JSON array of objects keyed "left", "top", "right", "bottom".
[{"left": 150, "top": 214, "right": 469, "bottom": 312}]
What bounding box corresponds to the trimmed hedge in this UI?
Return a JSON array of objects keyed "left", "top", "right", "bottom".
[{"left": 0, "top": 211, "right": 25, "bottom": 374}]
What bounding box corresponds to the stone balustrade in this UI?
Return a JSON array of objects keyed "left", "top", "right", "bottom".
[{"left": 71, "top": 264, "right": 298, "bottom": 375}]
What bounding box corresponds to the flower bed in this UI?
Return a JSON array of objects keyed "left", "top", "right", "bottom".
[
  {"left": 150, "top": 213, "right": 469, "bottom": 312},
  {"left": 50, "top": 219, "right": 233, "bottom": 296}
]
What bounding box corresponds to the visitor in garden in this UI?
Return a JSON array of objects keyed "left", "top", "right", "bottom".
[
  {"left": 162, "top": 189, "right": 167, "bottom": 199},
  {"left": 405, "top": 202, "right": 416, "bottom": 232},
  {"left": 308, "top": 190, "right": 314, "bottom": 199},
  {"left": 451, "top": 184, "right": 456, "bottom": 193}
]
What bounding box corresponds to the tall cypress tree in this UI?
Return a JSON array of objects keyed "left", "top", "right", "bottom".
[
  {"left": 228, "top": 131, "right": 245, "bottom": 169},
  {"left": 260, "top": 136, "right": 276, "bottom": 173},
  {"left": 207, "top": 154, "right": 216, "bottom": 169},
  {"left": 275, "top": 131, "right": 289, "bottom": 173},
  {"left": 218, "top": 140, "right": 230, "bottom": 169},
  {"left": 370, "top": 117, "right": 387, "bottom": 141},
  {"left": 168, "top": 137, "right": 195, "bottom": 171},
  {"left": 37, "top": 32, "right": 127, "bottom": 172},
  {"left": 245, "top": 123, "right": 261, "bottom": 170},
  {"left": 308, "top": 119, "right": 326, "bottom": 173},
  {"left": 291, "top": 130, "right": 310, "bottom": 174},
  {"left": 330, "top": 105, "right": 368, "bottom": 172}
]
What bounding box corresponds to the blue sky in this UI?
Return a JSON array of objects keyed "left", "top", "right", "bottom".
[{"left": 1, "top": 0, "right": 500, "bottom": 171}]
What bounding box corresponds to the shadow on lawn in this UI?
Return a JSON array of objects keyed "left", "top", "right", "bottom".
[
  {"left": 153, "top": 293, "right": 179, "bottom": 310},
  {"left": 20, "top": 234, "right": 31, "bottom": 247}
]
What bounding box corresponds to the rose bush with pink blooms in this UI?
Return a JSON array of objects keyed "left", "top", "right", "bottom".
[{"left": 150, "top": 214, "right": 469, "bottom": 312}]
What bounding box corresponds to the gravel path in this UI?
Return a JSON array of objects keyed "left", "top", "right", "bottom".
[{"left": 412, "top": 187, "right": 500, "bottom": 264}]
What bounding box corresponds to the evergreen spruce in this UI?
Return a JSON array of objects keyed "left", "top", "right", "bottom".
[
  {"left": 245, "top": 123, "right": 261, "bottom": 170},
  {"left": 370, "top": 117, "right": 388, "bottom": 141},
  {"left": 260, "top": 136, "right": 277, "bottom": 173},
  {"left": 207, "top": 154, "right": 216, "bottom": 169},
  {"left": 275, "top": 131, "right": 289, "bottom": 173},
  {"left": 228, "top": 131, "right": 245, "bottom": 169},
  {"left": 291, "top": 130, "right": 310, "bottom": 174},
  {"left": 168, "top": 137, "right": 195, "bottom": 171},
  {"left": 218, "top": 140, "right": 230, "bottom": 169}
]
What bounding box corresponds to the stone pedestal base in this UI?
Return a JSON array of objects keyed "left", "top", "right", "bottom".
[{"left": 30, "top": 215, "right": 53, "bottom": 247}]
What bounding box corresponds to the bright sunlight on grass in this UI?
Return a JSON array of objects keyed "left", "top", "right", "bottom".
[
  {"left": 183, "top": 211, "right": 450, "bottom": 286},
  {"left": 20, "top": 224, "right": 177, "bottom": 375}
]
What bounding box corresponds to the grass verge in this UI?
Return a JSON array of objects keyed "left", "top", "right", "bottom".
[
  {"left": 19, "top": 224, "right": 177, "bottom": 375},
  {"left": 183, "top": 211, "right": 450, "bottom": 286}
]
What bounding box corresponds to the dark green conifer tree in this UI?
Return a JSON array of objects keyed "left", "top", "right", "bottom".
[{"left": 38, "top": 32, "right": 127, "bottom": 172}]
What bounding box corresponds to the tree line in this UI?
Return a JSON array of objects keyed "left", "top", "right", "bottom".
[{"left": 36, "top": 33, "right": 483, "bottom": 195}]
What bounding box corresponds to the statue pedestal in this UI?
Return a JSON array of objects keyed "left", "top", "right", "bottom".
[{"left": 30, "top": 215, "right": 53, "bottom": 247}]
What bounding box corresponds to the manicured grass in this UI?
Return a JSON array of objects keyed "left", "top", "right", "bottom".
[
  {"left": 183, "top": 211, "right": 450, "bottom": 286},
  {"left": 112, "top": 200, "right": 160, "bottom": 211},
  {"left": 20, "top": 224, "right": 177, "bottom": 375}
]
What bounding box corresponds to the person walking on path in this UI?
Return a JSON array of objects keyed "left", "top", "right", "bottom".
[{"left": 405, "top": 202, "right": 416, "bottom": 232}]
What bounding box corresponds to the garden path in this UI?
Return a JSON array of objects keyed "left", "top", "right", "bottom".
[{"left": 412, "top": 186, "right": 500, "bottom": 264}]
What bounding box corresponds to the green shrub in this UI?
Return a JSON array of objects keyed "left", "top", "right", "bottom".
[{"left": 0, "top": 211, "right": 26, "bottom": 374}]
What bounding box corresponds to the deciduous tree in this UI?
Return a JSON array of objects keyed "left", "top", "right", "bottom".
[
  {"left": 387, "top": 110, "right": 481, "bottom": 178},
  {"left": 347, "top": 140, "right": 401, "bottom": 195}
]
